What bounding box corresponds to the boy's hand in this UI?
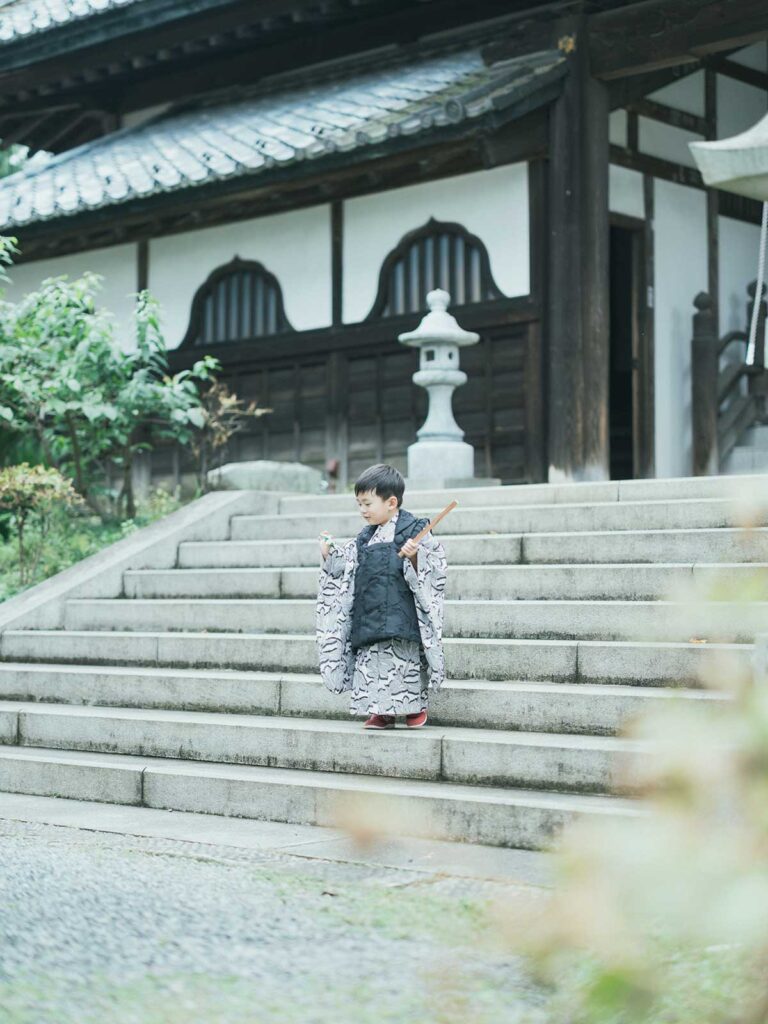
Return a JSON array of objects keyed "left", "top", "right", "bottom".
[
  {"left": 319, "top": 532, "right": 333, "bottom": 560},
  {"left": 400, "top": 538, "right": 419, "bottom": 565}
]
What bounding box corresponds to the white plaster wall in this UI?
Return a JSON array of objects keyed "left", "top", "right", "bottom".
[
  {"left": 648, "top": 71, "right": 705, "bottom": 117},
  {"left": 342, "top": 164, "right": 529, "bottom": 323},
  {"left": 609, "top": 165, "right": 644, "bottom": 219},
  {"left": 1, "top": 243, "right": 138, "bottom": 349},
  {"left": 639, "top": 117, "right": 700, "bottom": 168},
  {"left": 731, "top": 43, "right": 768, "bottom": 72},
  {"left": 609, "top": 110, "right": 627, "bottom": 147},
  {"left": 717, "top": 75, "right": 768, "bottom": 138},
  {"left": 149, "top": 204, "right": 332, "bottom": 347},
  {"left": 654, "top": 180, "right": 708, "bottom": 478},
  {"left": 719, "top": 216, "right": 762, "bottom": 339}
]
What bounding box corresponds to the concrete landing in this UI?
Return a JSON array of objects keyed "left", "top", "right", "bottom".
[{"left": 0, "top": 791, "right": 552, "bottom": 888}]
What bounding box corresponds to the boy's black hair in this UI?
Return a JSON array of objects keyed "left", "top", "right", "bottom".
[{"left": 354, "top": 463, "right": 405, "bottom": 507}]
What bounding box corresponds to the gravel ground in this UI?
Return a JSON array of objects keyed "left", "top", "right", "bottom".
[{"left": 0, "top": 819, "right": 547, "bottom": 1024}]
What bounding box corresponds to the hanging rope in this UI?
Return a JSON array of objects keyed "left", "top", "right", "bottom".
[{"left": 747, "top": 200, "right": 768, "bottom": 366}]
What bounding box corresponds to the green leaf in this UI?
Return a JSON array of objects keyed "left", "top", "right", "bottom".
[{"left": 186, "top": 407, "right": 206, "bottom": 429}]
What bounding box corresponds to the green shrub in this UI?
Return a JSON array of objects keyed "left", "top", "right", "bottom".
[
  {"left": 0, "top": 482, "right": 182, "bottom": 600},
  {"left": 0, "top": 463, "right": 82, "bottom": 586},
  {"left": 0, "top": 259, "right": 218, "bottom": 522}
]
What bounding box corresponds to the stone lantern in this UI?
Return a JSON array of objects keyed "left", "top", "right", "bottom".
[{"left": 399, "top": 289, "right": 492, "bottom": 488}]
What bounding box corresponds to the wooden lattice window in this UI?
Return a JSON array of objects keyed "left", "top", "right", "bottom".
[
  {"left": 180, "top": 257, "right": 293, "bottom": 347},
  {"left": 365, "top": 218, "right": 504, "bottom": 320}
]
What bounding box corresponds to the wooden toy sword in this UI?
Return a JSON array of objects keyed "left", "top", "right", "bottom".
[{"left": 397, "top": 500, "right": 458, "bottom": 558}]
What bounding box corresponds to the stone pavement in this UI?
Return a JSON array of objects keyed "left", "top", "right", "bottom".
[{"left": 0, "top": 795, "right": 551, "bottom": 1024}]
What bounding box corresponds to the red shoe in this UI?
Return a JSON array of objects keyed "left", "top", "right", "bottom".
[
  {"left": 363, "top": 714, "right": 396, "bottom": 729},
  {"left": 405, "top": 710, "right": 428, "bottom": 728}
]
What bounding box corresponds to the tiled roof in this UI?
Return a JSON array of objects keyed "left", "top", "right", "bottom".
[
  {"left": 0, "top": 48, "right": 565, "bottom": 229},
  {"left": 0, "top": 0, "right": 143, "bottom": 44}
]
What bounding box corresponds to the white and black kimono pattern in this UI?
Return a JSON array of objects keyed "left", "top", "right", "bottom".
[{"left": 315, "top": 510, "right": 447, "bottom": 716}]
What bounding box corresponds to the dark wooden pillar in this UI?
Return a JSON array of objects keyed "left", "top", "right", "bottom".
[
  {"left": 747, "top": 282, "right": 768, "bottom": 424},
  {"left": 691, "top": 292, "right": 719, "bottom": 476},
  {"left": 547, "top": 16, "right": 610, "bottom": 481},
  {"left": 331, "top": 200, "right": 343, "bottom": 327},
  {"left": 137, "top": 238, "right": 149, "bottom": 293}
]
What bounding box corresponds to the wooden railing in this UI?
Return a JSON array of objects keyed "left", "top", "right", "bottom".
[{"left": 691, "top": 283, "right": 768, "bottom": 475}]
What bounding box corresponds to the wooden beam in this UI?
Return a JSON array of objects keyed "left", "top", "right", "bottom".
[
  {"left": 627, "top": 109, "right": 639, "bottom": 152},
  {"left": 0, "top": 96, "right": 85, "bottom": 118},
  {"left": 590, "top": 0, "right": 768, "bottom": 80},
  {"left": 611, "top": 143, "right": 704, "bottom": 189},
  {"left": 626, "top": 98, "right": 707, "bottom": 137},
  {"left": 0, "top": 111, "right": 55, "bottom": 148},
  {"left": 37, "top": 109, "right": 98, "bottom": 153},
  {"left": 548, "top": 14, "right": 610, "bottom": 481},
  {"left": 708, "top": 55, "right": 768, "bottom": 92},
  {"left": 607, "top": 61, "right": 704, "bottom": 111}
]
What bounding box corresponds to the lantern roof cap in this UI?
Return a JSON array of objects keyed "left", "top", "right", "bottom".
[{"left": 398, "top": 290, "right": 480, "bottom": 348}]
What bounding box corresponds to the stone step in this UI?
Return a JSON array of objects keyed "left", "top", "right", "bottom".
[
  {"left": 0, "top": 701, "right": 648, "bottom": 793},
  {"left": 280, "top": 472, "right": 768, "bottom": 514},
  {"left": 741, "top": 428, "right": 768, "bottom": 452},
  {"left": 0, "top": 664, "right": 726, "bottom": 735},
  {"left": 741, "top": 425, "right": 768, "bottom": 450},
  {"left": 122, "top": 563, "right": 768, "bottom": 601},
  {"left": 62, "top": 597, "right": 768, "bottom": 643},
  {"left": 725, "top": 447, "right": 768, "bottom": 475},
  {"left": 177, "top": 528, "right": 768, "bottom": 569},
  {"left": 0, "top": 629, "right": 751, "bottom": 685},
  {"left": 229, "top": 498, "right": 767, "bottom": 542},
  {"left": 0, "top": 745, "right": 642, "bottom": 849}
]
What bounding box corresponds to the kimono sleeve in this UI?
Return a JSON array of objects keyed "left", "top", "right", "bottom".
[
  {"left": 315, "top": 538, "right": 357, "bottom": 694},
  {"left": 402, "top": 530, "right": 447, "bottom": 691}
]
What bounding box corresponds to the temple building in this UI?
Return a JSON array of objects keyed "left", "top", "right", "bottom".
[{"left": 0, "top": 0, "right": 766, "bottom": 487}]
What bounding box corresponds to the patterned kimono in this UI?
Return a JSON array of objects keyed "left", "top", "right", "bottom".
[{"left": 316, "top": 510, "right": 447, "bottom": 716}]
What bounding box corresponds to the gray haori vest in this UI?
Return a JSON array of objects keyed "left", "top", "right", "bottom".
[{"left": 349, "top": 508, "right": 430, "bottom": 652}]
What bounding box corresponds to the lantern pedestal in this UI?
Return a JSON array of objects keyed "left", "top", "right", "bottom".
[{"left": 399, "top": 289, "right": 499, "bottom": 489}]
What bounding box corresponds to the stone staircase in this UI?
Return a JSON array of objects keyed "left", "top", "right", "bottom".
[
  {"left": 0, "top": 474, "right": 766, "bottom": 850},
  {"left": 724, "top": 424, "right": 768, "bottom": 475}
]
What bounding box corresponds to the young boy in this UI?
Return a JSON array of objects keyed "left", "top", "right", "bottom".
[{"left": 316, "top": 463, "right": 447, "bottom": 729}]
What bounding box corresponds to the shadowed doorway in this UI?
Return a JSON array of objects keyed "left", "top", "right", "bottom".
[{"left": 609, "top": 220, "right": 654, "bottom": 479}]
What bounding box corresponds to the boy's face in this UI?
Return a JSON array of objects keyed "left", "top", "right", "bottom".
[{"left": 356, "top": 490, "right": 398, "bottom": 525}]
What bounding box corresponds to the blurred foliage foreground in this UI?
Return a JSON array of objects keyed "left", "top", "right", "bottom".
[
  {"left": 513, "top": 546, "right": 768, "bottom": 1021},
  {"left": 503, "top": 645, "right": 768, "bottom": 1024}
]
